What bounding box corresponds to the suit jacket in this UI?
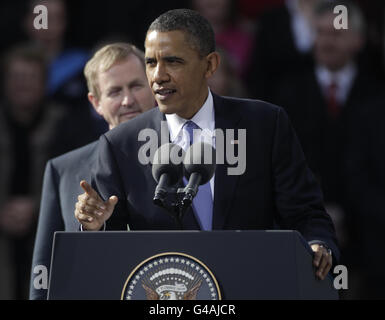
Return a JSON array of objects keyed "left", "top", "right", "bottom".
[
  {"left": 0, "top": 101, "right": 67, "bottom": 213},
  {"left": 270, "top": 67, "right": 384, "bottom": 203},
  {"left": 0, "top": 101, "right": 68, "bottom": 300},
  {"left": 92, "top": 93, "right": 339, "bottom": 259},
  {"left": 344, "top": 101, "right": 385, "bottom": 294},
  {"left": 247, "top": 5, "right": 314, "bottom": 101},
  {"left": 29, "top": 141, "right": 98, "bottom": 300}
]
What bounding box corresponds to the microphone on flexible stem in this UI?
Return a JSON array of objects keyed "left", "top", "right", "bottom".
[
  {"left": 152, "top": 143, "right": 184, "bottom": 206},
  {"left": 183, "top": 142, "right": 216, "bottom": 207}
]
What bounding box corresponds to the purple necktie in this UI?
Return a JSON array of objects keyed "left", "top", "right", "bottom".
[{"left": 183, "top": 121, "right": 213, "bottom": 230}]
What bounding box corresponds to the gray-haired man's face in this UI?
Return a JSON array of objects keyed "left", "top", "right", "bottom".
[{"left": 90, "top": 54, "right": 155, "bottom": 129}]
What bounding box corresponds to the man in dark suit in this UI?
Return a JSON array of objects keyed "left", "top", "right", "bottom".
[
  {"left": 247, "top": 0, "right": 318, "bottom": 102},
  {"left": 29, "top": 43, "right": 156, "bottom": 300},
  {"left": 270, "top": 1, "right": 384, "bottom": 257},
  {"left": 344, "top": 101, "right": 385, "bottom": 299},
  {"left": 267, "top": 3, "right": 385, "bottom": 297},
  {"left": 75, "top": 9, "right": 338, "bottom": 281}
]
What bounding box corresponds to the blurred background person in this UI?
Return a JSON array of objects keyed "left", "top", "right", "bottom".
[
  {"left": 191, "top": 0, "right": 254, "bottom": 79},
  {"left": 247, "top": 0, "right": 320, "bottom": 102},
  {"left": 354, "top": 0, "right": 385, "bottom": 81},
  {"left": 207, "top": 47, "right": 248, "bottom": 97},
  {"left": 0, "top": 44, "right": 68, "bottom": 299},
  {"left": 270, "top": 1, "right": 385, "bottom": 298},
  {"left": 0, "top": 2, "right": 25, "bottom": 53},
  {"left": 22, "top": 0, "right": 103, "bottom": 153},
  {"left": 237, "top": 0, "right": 284, "bottom": 28},
  {"left": 23, "top": 0, "right": 89, "bottom": 108},
  {"left": 344, "top": 100, "right": 385, "bottom": 299}
]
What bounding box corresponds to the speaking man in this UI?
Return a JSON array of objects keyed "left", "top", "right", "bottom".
[
  {"left": 30, "top": 43, "right": 156, "bottom": 300},
  {"left": 75, "top": 9, "right": 339, "bottom": 281}
]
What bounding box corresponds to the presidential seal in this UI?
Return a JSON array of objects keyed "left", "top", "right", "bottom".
[{"left": 121, "top": 252, "right": 221, "bottom": 300}]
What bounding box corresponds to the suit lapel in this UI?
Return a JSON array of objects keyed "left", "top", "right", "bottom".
[
  {"left": 152, "top": 107, "right": 167, "bottom": 145},
  {"left": 142, "top": 108, "right": 166, "bottom": 189},
  {"left": 75, "top": 142, "right": 98, "bottom": 184},
  {"left": 212, "top": 93, "right": 242, "bottom": 229}
]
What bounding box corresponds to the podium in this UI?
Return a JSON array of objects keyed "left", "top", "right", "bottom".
[{"left": 47, "top": 230, "right": 338, "bottom": 300}]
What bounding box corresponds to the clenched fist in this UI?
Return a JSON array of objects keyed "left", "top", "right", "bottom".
[{"left": 74, "top": 180, "right": 118, "bottom": 231}]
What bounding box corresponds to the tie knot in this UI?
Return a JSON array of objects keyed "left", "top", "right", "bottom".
[
  {"left": 184, "top": 120, "right": 199, "bottom": 130},
  {"left": 183, "top": 121, "right": 200, "bottom": 145}
]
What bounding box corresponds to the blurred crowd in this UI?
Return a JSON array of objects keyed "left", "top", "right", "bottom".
[{"left": 0, "top": 0, "right": 384, "bottom": 299}]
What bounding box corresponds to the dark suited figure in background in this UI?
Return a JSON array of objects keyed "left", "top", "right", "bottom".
[
  {"left": 75, "top": 9, "right": 338, "bottom": 281},
  {"left": 270, "top": 2, "right": 384, "bottom": 297},
  {"left": 23, "top": 0, "right": 89, "bottom": 108},
  {"left": 272, "top": 1, "right": 380, "bottom": 223},
  {"left": 344, "top": 101, "right": 385, "bottom": 299},
  {"left": 23, "top": 0, "right": 103, "bottom": 153},
  {"left": 0, "top": 45, "right": 68, "bottom": 299},
  {"left": 247, "top": 0, "right": 320, "bottom": 102},
  {"left": 207, "top": 46, "right": 248, "bottom": 98},
  {"left": 29, "top": 43, "right": 155, "bottom": 300}
]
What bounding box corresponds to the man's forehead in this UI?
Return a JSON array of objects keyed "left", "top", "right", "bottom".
[
  {"left": 144, "top": 30, "right": 200, "bottom": 59},
  {"left": 98, "top": 62, "right": 145, "bottom": 86},
  {"left": 145, "top": 30, "right": 188, "bottom": 48},
  {"left": 100, "top": 56, "right": 143, "bottom": 74}
]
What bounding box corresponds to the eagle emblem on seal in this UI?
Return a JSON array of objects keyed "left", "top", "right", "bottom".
[{"left": 122, "top": 253, "right": 221, "bottom": 300}]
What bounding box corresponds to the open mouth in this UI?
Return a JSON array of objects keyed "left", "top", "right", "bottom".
[{"left": 154, "top": 88, "right": 176, "bottom": 100}]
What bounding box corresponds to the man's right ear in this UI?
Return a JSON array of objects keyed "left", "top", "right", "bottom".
[{"left": 88, "top": 92, "right": 103, "bottom": 116}]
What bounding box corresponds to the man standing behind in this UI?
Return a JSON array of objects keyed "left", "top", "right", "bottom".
[{"left": 29, "top": 43, "right": 155, "bottom": 300}]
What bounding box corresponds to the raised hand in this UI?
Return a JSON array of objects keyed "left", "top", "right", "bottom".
[{"left": 74, "top": 180, "right": 118, "bottom": 231}]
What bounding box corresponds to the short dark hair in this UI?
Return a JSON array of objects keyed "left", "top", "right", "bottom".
[
  {"left": 147, "top": 9, "right": 216, "bottom": 57},
  {"left": 3, "top": 44, "right": 47, "bottom": 80}
]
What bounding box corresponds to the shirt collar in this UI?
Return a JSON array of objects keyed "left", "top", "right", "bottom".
[
  {"left": 315, "top": 62, "right": 356, "bottom": 88},
  {"left": 315, "top": 62, "right": 357, "bottom": 103},
  {"left": 165, "top": 89, "right": 215, "bottom": 143}
]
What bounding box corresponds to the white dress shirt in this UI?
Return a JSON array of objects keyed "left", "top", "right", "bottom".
[
  {"left": 315, "top": 63, "right": 357, "bottom": 106},
  {"left": 286, "top": 0, "right": 315, "bottom": 53}
]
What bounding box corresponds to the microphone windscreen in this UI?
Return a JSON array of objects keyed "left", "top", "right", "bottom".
[
  {"left": 152, "top": 143, "right": 184, "bottom": 185},
  {"left": 183, "top": 142, "right": 216, "bottom": 184}
]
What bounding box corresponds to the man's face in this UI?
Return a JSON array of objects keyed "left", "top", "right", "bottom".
[
  {"left": 90, "top": 54, "right": 155, "bottom": 129},
  {"left": 145, "top": 30, "right": 212, "bottom": 119},
  {"left": 314, "top": 13, "right": 363, "bottom": 71},
  {"left": 5, "top": 59, "right": 45, "bottom": 111}
]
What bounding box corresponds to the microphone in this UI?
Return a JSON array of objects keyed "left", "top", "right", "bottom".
[
  {"left": 152, "top": 143, "right": 184, "bottom": 206},
  {"left": 183, "top": 142, "right": 216, "bottom": 206}
]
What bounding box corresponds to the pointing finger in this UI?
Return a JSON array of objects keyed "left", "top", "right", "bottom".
[
  {"left": 80, "top": 180, "right": 99, "bottom": 199},
  {"left": 107, "top": 196, "right": 118, "bottom": 207}
]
